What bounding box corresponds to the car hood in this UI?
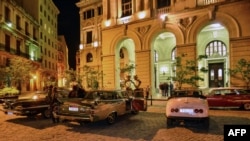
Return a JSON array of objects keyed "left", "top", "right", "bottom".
[{"left": 17, "top": 91, "right": 47, "bottom": 100}]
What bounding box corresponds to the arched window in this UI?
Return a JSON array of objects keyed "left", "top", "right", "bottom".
[
  {"left": 86, "top": 53, "right": 93, "bottom": 62},
  {"left": 171, "top": 47, "right": 176, "bottom": 60},
  {"left": 205, "top": 40, "right": 227, "bottom": 57}
]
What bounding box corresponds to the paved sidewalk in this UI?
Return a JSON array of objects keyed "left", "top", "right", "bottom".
[{"left": 146, "top": 93, "right": 168, "bottom": 113}]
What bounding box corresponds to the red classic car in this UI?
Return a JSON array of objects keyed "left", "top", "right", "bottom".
[{"left": 205, "top": 87, "right": 250, "bottom": 110}]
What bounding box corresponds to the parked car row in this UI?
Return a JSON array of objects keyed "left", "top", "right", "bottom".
[
  {"left": 165, "top": 87, "right": 250, "bottom": 128},
  {"left": 1, "top": 87, "right": 250, "bottom": 128},
  {"left": 2, "top": 89, "right": 147, "bottom": 125}
]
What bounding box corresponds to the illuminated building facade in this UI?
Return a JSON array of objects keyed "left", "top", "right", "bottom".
[
  {"left": 77, "top": 0, "right": 250, "bottom": 93},
  {"left": 0, "top": 0, "right": 68, "bottom": 91}
]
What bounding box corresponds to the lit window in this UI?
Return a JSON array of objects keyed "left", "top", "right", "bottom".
[{"left": 205, "top": 40, "right": 227, "bottom": 56}]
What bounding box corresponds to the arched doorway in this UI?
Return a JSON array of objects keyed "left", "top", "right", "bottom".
[
  {"left": 197, "top": 23, "right": 229, "bottom": 88},
  {"left": 115, "top": 38, "right": 136, "bottom": 90},
  {"left": 152, "top": 32, "right": 176, "bottom": 94}
]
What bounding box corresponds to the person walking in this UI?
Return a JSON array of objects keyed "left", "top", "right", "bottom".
[{"left": 50, "top": 86, "right": 59, "bottom": 123}]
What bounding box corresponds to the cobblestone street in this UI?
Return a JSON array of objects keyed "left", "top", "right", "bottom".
[{"left": 1, "top": 102, "right": 250, "bottom": 141}]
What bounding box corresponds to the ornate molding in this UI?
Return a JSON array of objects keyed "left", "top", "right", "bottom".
[
  {"left": 137, "top": 25, "right": 151, "bottom": 35},
  {"left": 177, "top": 16, "right": 196, "bottom": 31}
]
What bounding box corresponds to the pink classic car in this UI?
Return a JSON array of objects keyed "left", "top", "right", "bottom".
[
  {"left": 205, "top": 87, "right": 250, "bottom": 110},
  {"left": 165, "top": 89, "right": 209, "bottom": 128}
]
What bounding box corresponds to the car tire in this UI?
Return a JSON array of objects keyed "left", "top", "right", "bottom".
[
  {"left": 166, "top": 118, "right": 173, "bottom": 128},
  {"left": 131, "top": 110, "right": 139, "bottom": 114},
  {"left": 106, "top": 113, "right": 116, "bottom": 124},
  {"left": 78, "top": 121, "right": 90, "bottom": 126},
  {"left": 203, "top": 118, "right": 210, "bottom": 129},
  {"left": 243, "top": 103, "right": 250, "bottom": 110},
  {"left": 42, "top": 108, "right": 51, "bottom": 118}
]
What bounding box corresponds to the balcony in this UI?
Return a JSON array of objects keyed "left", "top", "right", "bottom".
[{"left": 197, "top": 0, "right": 226, "bottom": 6}]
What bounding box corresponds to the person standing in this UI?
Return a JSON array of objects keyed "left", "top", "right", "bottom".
[
  {"left": 68, "top": 85, "right": 78, "bottom": 98},
  {"left": 169, "top": 82, "right": 173, "bottom": 96},
  {"left": 164, "top": 82, "right": 169, "bottom": 97},
  {"left": 50, "top": 86, "right": 59, "bottom": 123},
  {"left": 159, "top": 83, "right": 165, "bottom": 96}
]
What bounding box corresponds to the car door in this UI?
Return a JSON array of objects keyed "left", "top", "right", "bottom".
[
  {"left": 108, "top": 91, "right": 125, "bottom": 115},
  {"left": 132, "top": 89, "right": 147, "bottom": 111},
  {"left": 222, "top": 90, "right": 241, "bottom": 108},
  {"left": 206, "top": 90, "right": 227, "bottom": 107}
]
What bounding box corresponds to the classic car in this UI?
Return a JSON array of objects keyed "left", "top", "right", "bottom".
[
  {"left": 165, "top": 89, "right": 209, "bottom": 128},
  {"left": 2, "top": 88, "right": 70, "bottom": 118},
  {"left": 53, "top": 89, "right": 147, "bottom": 125},
  {"left": 205, "top": 87, "right": 250, "bottom": 110}
]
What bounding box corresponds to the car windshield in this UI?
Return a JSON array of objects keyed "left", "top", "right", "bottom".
[
  {"left": 84, "top": 91, "right": 125, "bottom": 100},
  {"left": 210, "top": 89, "right": 248, "bottom": 95},
  {"left": 172, "top": 90, "right": 204, "bottom": 98}
]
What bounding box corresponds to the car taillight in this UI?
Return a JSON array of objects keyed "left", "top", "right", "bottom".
[
  {"left": 194, "top": 109, "right": 203, "bottom": 113},
  {"left": 171, "top": 108, "right": 179, "bottom": 112}
]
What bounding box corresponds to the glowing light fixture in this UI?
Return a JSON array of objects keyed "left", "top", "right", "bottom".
[
  {"left": 105, "top": 20, "right": 111, "bottom": 27},
  {"left": 93, "top": 41, "right": 98, "bottom": 47},
  {"left": 79, "top": 44, "right": 83, "bottom": 50},
  {"left": 138, "top": 11, "right": 146, "bottom": 19},
  {"left": 160, "top": 14, "right": 167, "bottom": 21},
  {"left": 7, "top": 22, "right": 12, "bottom": 27}
]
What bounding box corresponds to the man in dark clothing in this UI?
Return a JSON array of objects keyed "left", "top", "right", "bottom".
[
  {"left": 68, "top": 85, "right": 78, "bottom": 98},
  {"left": 50, "top": 86, "right": 59, "bottom": 123},
  {"left": 164, "top": 82, "right": 169, "bottom": 97},
  {"left": 77, "top": 87, "right": 86, "bottom": 98},
  {"left": 169, "top": 82, "right": 173, "bottom": 96}
]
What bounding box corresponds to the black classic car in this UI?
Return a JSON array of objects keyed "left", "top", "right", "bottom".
[
  {"left": 2, "top": 88, "right": 70, "bottom": 118},
  {"left": 53, "top": 89, "right": 147, "bottom": 125}
]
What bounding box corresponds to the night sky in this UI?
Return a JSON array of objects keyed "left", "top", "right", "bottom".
[{"left": 52, "top": 0, "right": 80, "bottom": 70}]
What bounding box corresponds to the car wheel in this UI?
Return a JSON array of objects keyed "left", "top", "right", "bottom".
[
  {"left": 166, "top": 118, "right": 173, "bottom": 128},
  {"left": 78, "top": 121, "right": 90, "bottom": 126},
  {"left": 106, "top": 113, "right": 116, "bottom": 124},
  {"left": 42, "top": 108, "right": 51, "bottom": 118},
  {"left": 203, "top": 118, "right": 210, "bottom": 129},
  {"left": 27, "top": 113, "right": 37, "bottom": 119},
  {"left": 243, "top": 103, "right": 250, "bottom": 110},
  {"left": 131, "top": 110, "right": 139, "bottom": 114}
]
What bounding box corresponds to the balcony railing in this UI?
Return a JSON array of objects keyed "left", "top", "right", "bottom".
[
  {"left": 197, "top": 0, "right": 226, "bottom": 6},
  {"left": 157, "top": 7, "right": 172, "bottom": 16},
  {"left": 0, "top": 44, "right": 42, "bottom": 63}
]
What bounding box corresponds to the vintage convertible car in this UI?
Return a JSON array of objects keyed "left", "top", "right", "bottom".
[
  {"left": 53, "top": 89, "right": 147, "bottom": 125},
  {"left": 3, "top": 88, "right": 70, "bottom": 118},
  {"left": 165, "top": 89, "right": 209, "bottom": 128},
  {"left": 205, "top": 87, "right": 250, "bottom": 110}
]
